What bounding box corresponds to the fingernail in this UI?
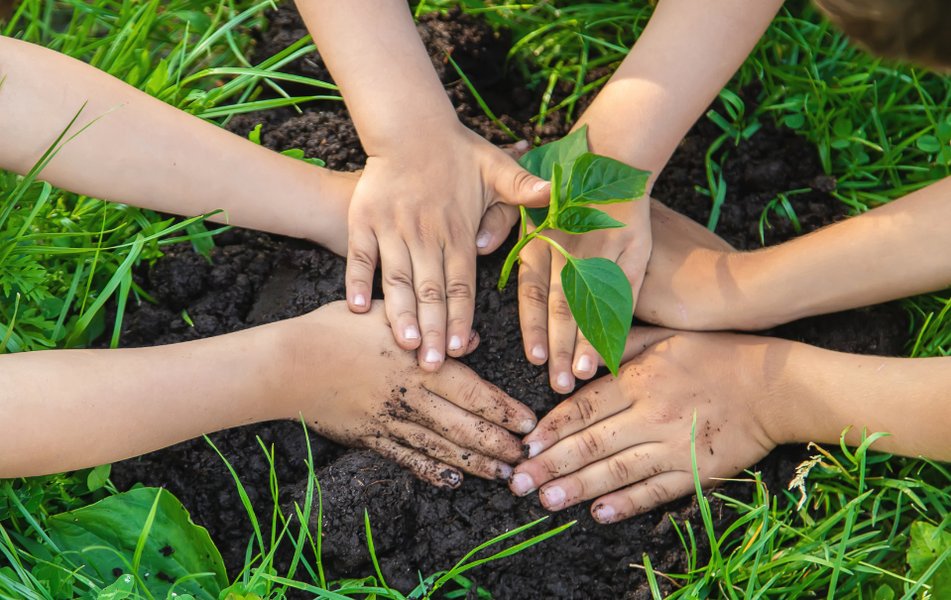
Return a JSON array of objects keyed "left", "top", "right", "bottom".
[
  {"left": 445, "top": 470, "right": 461, "bottom": 488},
  {"left": 577, "top": 355, "right": 592, "bottom": 373},
  {"left": 519, "top": 420, "right": 536, "bottom": 434},
  {"left": 556, "top": 372, "right": 572, "bottom": 390},
  {"left": 496, "top": 464, "right": 513, "bottom": 480},
  {"left": 469, "top": 330, "right": 478, "bottom": 342},
  {"left": 525, "top": 441, "right": 543, "bottom": 458},
  {"left": 515, "top": 140, "right": 529, "bottom": 150},
  {"left": 533, "top": 180, "right": 551, "bottom": 193},
  {"left": 510, "top": 473, "right": 535, "bottom": 496},
  {"left": 476, "top": 230, "right": 491, "bottom": 249},
  {"left": 405, "top": 326, "right": 420, "bottom": 341},
  {"left": 532, "top": 345, "right": 546, "bottom": 361},
  {"left": 449, "top": 335, "right": 463, "bottom": 351},
  {"left": 594, "top": 504, "right": 616, "bottom": 523},
  {"left": 353, "top": 294, "right": 367, "bottom": 307},
  {"left": 542, "top": 486, "right": 566, "bottom": 509},
  {"left": 424, "top": 349, "right": 442, "bottom": 364}
]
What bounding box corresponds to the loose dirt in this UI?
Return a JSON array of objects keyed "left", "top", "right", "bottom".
[{"left": 109, "top": 6, "right": 908, "bottom": 599}]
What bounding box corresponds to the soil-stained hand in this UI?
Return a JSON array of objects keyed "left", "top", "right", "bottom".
[
  {"left": 508, "top": 327, "right": 787, "bottom": 522},
  {"left": 345, "top": 125, "right": 550, "bottom": 373},
  {"left": 292, "top": 301, "right": 537, "bottom": 489},
  {"left": 517, "top": 196, "right": 651, "bottom": 393}
]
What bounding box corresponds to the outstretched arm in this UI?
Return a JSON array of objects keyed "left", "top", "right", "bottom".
[
  {"left": 516, "top": 0, "right": 786, "bottom": 393},
  {"left": 0, "top": 36, "right": 355, "bottom": 254},
  {"left": 0, "top": 302, "right": 536, "bottom": 485}
]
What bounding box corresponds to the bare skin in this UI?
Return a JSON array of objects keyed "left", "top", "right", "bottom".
[{"left": 295, "top": 1, "right": 550, "bottom": 371}]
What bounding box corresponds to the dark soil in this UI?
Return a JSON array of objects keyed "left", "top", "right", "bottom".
[{"left": 109, "top": 5, "right": 909, "bottom": 599}]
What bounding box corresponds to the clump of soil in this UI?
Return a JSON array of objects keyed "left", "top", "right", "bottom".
[{"left": 109, "top": 5, "right": 909, "bottom": 599}]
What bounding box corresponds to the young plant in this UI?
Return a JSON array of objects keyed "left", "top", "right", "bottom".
[{"left": 497, "top": 125, "right": 650, "bottom": 375}]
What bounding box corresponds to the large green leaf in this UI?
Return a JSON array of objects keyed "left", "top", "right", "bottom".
[
  {"left": 557, "top": 206, "right": 625, "bottom": 234},
  {"left": 566, "top": 153, "right": 650, "bottom": 206},
  {"left": 518, "top": 125, "right": 589, "bottom": 182},
  {"left": 907, "top": 521, "right": 951, "bottom": 594},
  {"left": 47, "top": 487, "right": 227, "bottom": 600},
  {"left": 560, "top": 256, "right": 633, "bottom": 375}
]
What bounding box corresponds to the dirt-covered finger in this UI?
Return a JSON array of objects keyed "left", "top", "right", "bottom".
[
  {"left": 533, "top": 442, "right": 671, "bottom": 511},
  {"left": 379, "top": 237, "right": 420, "bottom": 350},
  {"left": 517, "top": 239, "right": 552, "bottom": 365},
  {"left": 362, "top": 436, "right": 462, "bottom": 489},
  {"left": 345, "top": 222, "right": 379, "bottom": 314},
  {"left": 424, "top": 360, "right": 536, "bottom": 436},
  {"left": 384, "top": 419, "right": 512, "bottom": 480},
  {"left": 443, "top": 242, "right": 476, "bottom": 359},
  {"left": 591, "top": 471, "right": 695, "bottom": 524}
]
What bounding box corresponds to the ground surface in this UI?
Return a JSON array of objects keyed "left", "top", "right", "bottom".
[{"left": 108, "top": 6, "right": 909, "bottom": 599}]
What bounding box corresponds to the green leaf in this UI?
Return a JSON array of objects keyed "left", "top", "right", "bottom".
[
  {"left": 145, "top": 59, "right": 169, "bottom": 97},
  {"left": 784, "top": 114, "right": 805, "bottom": 129},
  {"left": 97, "top": 574, "right": 135, "bottom": 600},
  {"left": 40, "top": 297, "right": 65, "bottom": 320},
  {"left": 518, "top": 125, "right": 589, "bottom": 183},
  {"left": 47, "top": 487, "right": 227, "bottom": 600},
  {"left": 566, "top": 153, "right": 650, "bottom": 206},
  {"left": 248, "top": 124, "right": 262, "bottom": 145},
  {"left": 86, "top": 464, "right": 111, "bottom": 492},
  {"left": 556, "top": 206, "right": 625, "bottom": 234},
  {"left": 525, "top": 207, "right": 549, "bottom": 227},
  {"left": 560, "top": 257, "right": 633, "bottom": 376},
  {"left": 186, "top": 222, "right": 214, "bottom": 261},
  {"left": 833, "top": 117, "right": 853, "bottom": 138},
  {"left": 280, "top": 148, "right": 305, "bottom": 160},
  {"left": 917, "top": 134, "right": 943, "bottom": 154},
  {"left": 907, "top": 521, "right": 951, "bottom": 593}
]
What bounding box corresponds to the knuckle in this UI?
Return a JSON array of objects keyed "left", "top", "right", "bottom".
[
  {"left": 575, "top": 429, "right": 602, "bottom": 461},
  {"left": 348, "top": 247, "right": 377, "bottom": 273},
  {"left": 519, "top": 282, "right": 549, "bottom": 309},
  {"left": 416, "top": 280, "right": 445, "bottom": 304},
  {"left": 383, "top": 268, "right": 414, "bottom": 290},
  {"left": 607, "top": 456, "right": 632, "bottom": 485},
  {"left": 550, "top": 296, "right": 574, "bottom": 322},
  {"left": 644, "top": 481, "right": 672, "bottom": 508},
  {"left": 445, "top": 279, "right": 474, "bottom": 301},
  {"left": 538, "top": 454, "right": 562, "bottom": 480},
  {"left": 571, "top": 392, "right": 599, "bottom": 427}
]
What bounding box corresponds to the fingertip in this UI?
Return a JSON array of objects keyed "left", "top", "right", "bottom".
[
  {"left": 527, "top": 343, "right": 547, "bottom": 365},
  {"left": 349, "top": 292, "right": 370, "bottom": 313},
  {"left": 572, "top": 353, "right": 596, "bottom": 380},
  {"left": 592, "top": 502, "right": 617, "bottom": 524},
  {"left": 395, "top": 323, "right": 422, "bottom": 350},
  {"left": 462, "top": 330, "right": 481, "bottom": 356},
  {"left": 419, "top": 347, "right": 444, "bottom": 372},
  {"left": 552, "top": 371, "right": 574, "bottom": 394}
]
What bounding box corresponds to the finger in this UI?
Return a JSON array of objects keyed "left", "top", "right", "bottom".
[
  {"left": 571, "top": 328, "right": 599, "bottom": 381},
  {"left": 516, "top": 239, "right": 552, "bottom": 366},
  {"left": 407, "top": 241, "right": 447, "bottom": 371},
  {"left": 520, "top": 374, "right": 628, "bottom": 458},
  {"left": 461, "top": 329, "right": 480, "bottom": 356},
  {"left": 385, "top": 419, "right": 512, "bottom": 480},
  {"left": 547, "top": 251, "right": 577, "bottom": 393},
  {"left": 362, "top": 435, "right": 462, "bottom": 489},
  {"left": 476, "top": 203, "right": 520, "bottom": 255},
  {"left": 533, "top": 443, "right": 671, "bottom": 511},
  {"left": 500, "top": 139, "right": 531, "bottom": 161},
  {"left": 424, "top": 360, "right": 537, "bottom": 435},
  {"left": 597, "top": 326, "right": 675, "bottom": 366},
  {"left": 345, "top": 222, "right": 379, "bottom": 314},
  {"left": 389, "top": 388, "right": 525, "bottom": 465},
  {"left": 488, "top": 151, "right": 551, "bottom": 208},
  {"left": 379, "top": 237, "right": 421, "bottom": 350},
  {"left": 591, "top": 471, "right": 695, "bottom": 523},
  {"left": 443, "top": 242, "right": 476, "bottom": 359}
]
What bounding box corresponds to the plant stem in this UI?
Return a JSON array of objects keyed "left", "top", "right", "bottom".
[
  {"left": 497, "top": 229, "right": 540, "bottom": 290},
  {"left": 535, "top": 234, "right": 571, "bottom": 260}
]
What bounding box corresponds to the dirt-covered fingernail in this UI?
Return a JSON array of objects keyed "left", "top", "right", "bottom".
[
  {"left": 533, "top": 180, "right": 551, "bottom": 193},
  {"left": 424, "top": 349, "right": 442, "bottom": 364},
  {"left": 476, "top": 230, "right": 491, "bottom": 249},
  {"left": 532, "top": 345, "right": 546, "bottom": 361},
  {"left": 443, "top": 470, "right": 461, "bottom": 488},
  {"left": 523, "top": 441, "right": 543, "bottom": 458},
  {"left": 405, "top": 326, "right": 420, "bottom": 341},
  {"left": 496, "top": 464, "right": 513, "bottom": 480},
  {"left": 577, "top": 355, "right": 592, "bottom": 373},
  {"left": 593, "top": 504, "right": 615, "bottom": 523},
  {"left": 449, "top": 335, "right": 463, "bottom": 351},
  {"left": 541, "top": 485, "right": 566, "bottom": 509},
  {"left": 352, "top": 294, "right": 367, "bottom": 308},
  {"left": 510, "top": 473, "right": 535, "bottom": 496},
  {"left": 519, "top": 419, "right": 536, "bottom": 434},
  {"left": 556, "top": 372, "right": 571, "bottom": 390}
]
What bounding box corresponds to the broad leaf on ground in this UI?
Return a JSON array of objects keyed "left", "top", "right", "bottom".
[
  {"left": 560, "top": 256, "right": 633, "bottom": 375},
  {"left": 908, "top": 521, "right": 951, "bottom": 594}
]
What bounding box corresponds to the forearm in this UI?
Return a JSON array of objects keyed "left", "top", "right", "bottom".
[
  {"left": 295, "top": 1, "right": 460, "bottom": 153},
  {"left": 738, "top": 178, "right": 951, "bottom": 327},
  {"left": 769, "top": 341, "right": 951, "bottom": 461},
  {"left": 0, "top": 321, "right": 301, "bottom": 478},
  {"left": 577, "top": 0, "right": 785, "bottom": 177},
  {"left": 0, "top": 36, "right": 353, "bottom": 254}
]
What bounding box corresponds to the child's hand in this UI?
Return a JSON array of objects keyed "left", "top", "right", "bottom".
[
  {"left": 346, "top": 125, "right": 550, "bottom": 372},
  {"left": 291, "top": 301, "right": 537, "bottom": 488},
  {"left": 508, "top": 327, "right": 786, "bottom": 522},
  {"left": 517, "top": 197, "right": 652, "bottom": 393}
]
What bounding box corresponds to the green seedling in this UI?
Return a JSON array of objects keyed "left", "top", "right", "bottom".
[{"left": 497, "top": 125, "right": 650, "bottom": 375}]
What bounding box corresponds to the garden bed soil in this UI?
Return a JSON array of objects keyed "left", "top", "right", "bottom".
[{"left": 108, "top": 6, "right": 909, "bottom": 599}]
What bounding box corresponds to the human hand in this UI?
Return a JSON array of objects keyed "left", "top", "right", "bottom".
[
  {"left": 517, "top": 194, "right": 651, "bottom": 393},
  {"left": 289, "top": 301, "right": 537, "bottom": 488},
  {"left": 508, "top": 327, "right": 788, "bottom": 522},
  {"left": 345, "top": 125, "right": 550, "bottom": 373}
]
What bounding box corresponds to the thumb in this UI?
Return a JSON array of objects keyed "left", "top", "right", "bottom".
[
  {"left": 491, "top": 154, "right": 551, "bottom": 208},
  {"left": 475, "top": 204, "right": 520, "bottom": 255},
  {"left": 598, "top": 326, "right": 677, "bottom": 367}
]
